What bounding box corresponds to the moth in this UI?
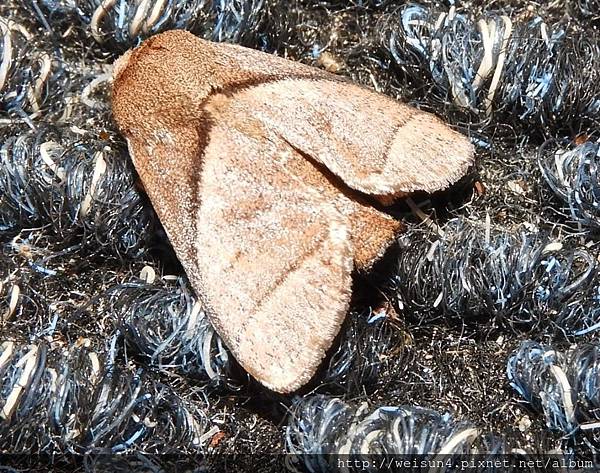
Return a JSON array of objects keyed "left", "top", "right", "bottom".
[{"left": 111, "top": 30, "right": 474, "bottom": 393}]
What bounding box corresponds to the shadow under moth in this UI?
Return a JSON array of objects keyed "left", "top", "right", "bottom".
[{"left": 111, "top": 30, "right": 474, "bottom": 393}]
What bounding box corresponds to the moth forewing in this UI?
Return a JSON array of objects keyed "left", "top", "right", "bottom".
[
  {"left": 227, "top": 77, "right": 474, "bottom": 196},
  {"left": 191, "top": 121, "right": 356, "bottom": 392}
]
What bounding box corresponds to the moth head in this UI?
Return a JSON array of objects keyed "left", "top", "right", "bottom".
[
  {"left": 112, "top": 49, "right": 133, "bottom": 86},
  {"left": 111, "top": 30, "right": 215, "bottom": 143}
]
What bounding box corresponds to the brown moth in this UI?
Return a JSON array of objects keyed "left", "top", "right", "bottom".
[{"left": 111, "top": 30, "right": 474, "bottom": 393}]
